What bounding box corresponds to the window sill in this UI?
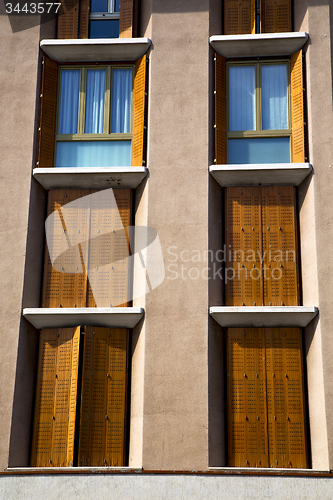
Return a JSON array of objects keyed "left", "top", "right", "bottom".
[
  {"left": 33, "top": 167, "right": 148, "bottom": 190},
  {"left": 209, "top": 306, "right": 318, "bottom": 328},
  {"left": 4, "top": 467, "right": 142, "bottom": 474},
  {"left": 210, "top": 32, "right": 308, "bottom": 58},
  {"left": 23, "top": 307, "right": 144, "bottom": 329},
  {"left": 40, "top": 37, "right": 151, "bottom": 63},
  {"left": 209, "top": 163, "right": 312, "bottom": 187},
  {"left": 208, "top": 467, "right": 331, "bottom": 477}
]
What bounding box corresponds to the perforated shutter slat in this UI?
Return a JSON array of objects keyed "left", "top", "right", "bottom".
[
  {"left": 42, "top": 189, "right": 91, "bottom": 308},
  {"left": 78, "top": 327, "right": 128, "bottom": 466},
  {"left": 57, "top": 0, "right": 79, "bottom": 39},
  {"left": 227, "top": 328, "right": 268, "bottom": 467},
  {"left": 214, "top": 54, "right": 227, "bottom": 164},
  {"left": 86, "top": 190, "right": 132, "bottom": 308},
  {"left": 224, "top": 0, "right": 255, "bottom": 35},
  {"left": 31, "top": 327, "right": 80, "bottom": 467},
  {"left": 79, "top": 0, "right": 89, "bottom": 38},
  {"left": 291, "top": 50, "right": 305, "bottom": 163},
  {"left": 131, "top": 56, "right": 146, "bottom": 167},
  {"left": 261, "top": 187, "right": 299, "bottom": 306},
  {"left": 265, "top": 328, "right": 307, "bottom": 468},
  {"left": 261, "top": 0, "right": 291, "bottom": 33},
  {"left": 119, "top": 0, "right": 133, "bottom": 38},
  {"left": 36, "top": 56, "right": 57, "bottom": 168},
  {"left": 225, "top": 188, "right": 263, "bottom": 306}
]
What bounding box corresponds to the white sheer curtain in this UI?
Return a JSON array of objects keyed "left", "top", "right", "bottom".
[
  {"left": 229, "top": 66, "right": 255, "bottom": 132},
  {"left": 85, "top": 69, "right": 106, "bottom": 134},
  {"left": 261, "top": 64, "right": 288, "bottom": 130},
  {"left": 59, "top": 70, "right": 80, "bottom": 134},
  {"left": 111, "top": 68, "right": 132, "bottom": 133}
]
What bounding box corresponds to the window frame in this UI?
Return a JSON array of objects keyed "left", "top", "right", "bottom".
[{"left": 227, "top": 59, "right": 292, "bottom": 162}]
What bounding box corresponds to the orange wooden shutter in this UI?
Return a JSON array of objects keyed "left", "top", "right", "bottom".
[
  {"left": 261, "top": 187, "right": 299, "bottom": 306},
  {"left": 265, "top": 328, "right": 307, "bottom": 468},
  {"left": 291, "top": 50, "right": 305, "bottom": 163},
  {"left": 119, "top": 0, "right": 133, "bottom": 38},
  {"left": 31, "top": 327, "right": 80, "bottom": 467},
  {"left": 131, "top": 55, "right": 147, "bottom": 167},
  {"left": 261, "top": 0, "right": 291, "bottom": 33},
  {"left": 224, "top": 0, "right": 255, "bottom": 35},
  {"left": 78, "top": 327, "right": 128, "bottom": 466},
  {"left": 227, "top": 328, "right": 268, "bottom": 467},
  {"left": 57, "top": 0, "right": 79, "bottom": 39},
  {"left": 42, "top": 189, "right": 91, "bottom": 308},
  {"left": 36, "top": 56, "right": 58, "bottom": 169},
  {"left": 79, "top": 0, "right": 89, "bottom": 38},
  {"left": 214, "top": 54, "right": 227, "bottom": 165},
  {"left": 225, "top": 188, "right": 263, "bottom": 306},
  {"left": 86, "top": 189, "right": 132, "bottom": 308}
]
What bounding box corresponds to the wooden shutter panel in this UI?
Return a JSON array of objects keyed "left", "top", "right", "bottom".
[
  {"left": 78, "top": 327, "right": 128, "bottom": 466},
  {"left": 42, "top": 189, "right": 91, "bottom": 308},
  {"left": 224, "top": 0, "right": 255, "bottom": 35},
  {"left": 225, "top": 188, "right": 263, "bottom": 306},
  {"left": 57, "top": 0, "right": 79, "bottom": 39},
  {"left": 265, "top": 328, "right": 307, "bottom": 468},
  {"left": 291, "top": 50, "right": 305, "bottom": 163},
  {"left": 119, "top": 0, "right": 133, "bottom": 38},
  {"left": 87, "top": 189, "right": 132, "bottom": 307},
  {"left": 36, "top": 56, "right": 57, "bottom": 169},
  {"left": 131, "top": 55, "right": 146, "bottom": 167},
  {"left": 227, "top": 328, "right": 268, "bottom": 467},
  {"left": 31, "top": 327, "right": 80, "bottom": 467},
  {"left": 79, "top": 0, "right": 89, "bottom": 38},
  {"left": 261, "top": 187, "right": 299, "bottom": 306},
  {"left": 214, "top": 54, "right": 227, "bottom": 165},
  {"left": 261, "top": 0, "right": 291, "bottom": 33}
]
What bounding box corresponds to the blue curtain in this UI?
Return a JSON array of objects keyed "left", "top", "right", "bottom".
[
  {"left": 58, "top": 70, "right": 80, "bottom": 134},
  {"left": 85, "top": 69, "right": 106, "bottom": 134},
  {"left": 229, "top": 66, "right": 255, "bottom": 131},
  {"left": 111, "top": 68, "right": 132, "bottom": 133},
  {"left": 261, "top": 64, "right": 288, "bottom": 130}
]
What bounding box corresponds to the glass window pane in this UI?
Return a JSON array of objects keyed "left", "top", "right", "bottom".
[
  {"left": 115, "top": 0, "right": 120, "bottom": 12},
  {"left": 228, "top": 137, "right": 290, "bottom": 164},
  {"left": 90, "top": 0, "right": 108, "bottom": 12},
  {"left": 56, "top": 141, "right": 132, "bottom": 167},
  {"left": 58, "top": 70, "right": 80, "bottom": 135},
  {"left": 229, "top": 66, "right": 255, "bottom": 131},
  {"left": 261, "top": 64, "right": 288, "bottom": 130},
  {"left": 89, "top": 19, "right": 119, "bottom": 38},
  {"left": 111, "top": 68, "right": 132, "bottom": 133},
  {"left": 85, "top": 69, "right": 106, "bottom": 134}
]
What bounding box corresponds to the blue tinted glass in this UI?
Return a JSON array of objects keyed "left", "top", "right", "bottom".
[
  {"left": 89, "top": 19, "right": 119, "bottom": 38},
  {"left": 90, "top": 0, "right": 108, "bottom": 12},
  {"left": 228, "top": 137, "right": 290, "bottom": 164},
  {"left": 56, "top": 141, "right": 131, "bottom": 168},
  {"left": 115, "top": 0, "right": 120, "bottom": 12},
  {"left": 111, "top": 69, "right": 132, "bottom": 133},
  {"left": 261, "top": 65, "right": 288, "bottom": 130},
  {"left": 229, "top": 66, "right": 255, "bottom": 131},
  {"left": 85, "top": 69, "right": 106, "bottom": 133}
]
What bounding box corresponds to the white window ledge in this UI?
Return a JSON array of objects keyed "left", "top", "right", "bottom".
[
  {"left": 209, "top": 163, "right": 312, "bottom": 187},
  {"left": 33, "top": 167, "right": 148, "bottom": 190},
  {"left": 210, "top": 32, "right": 308, "bottom": 58},
  {"left": 23, "top": 307, "right": 144, "bottom": 329},
  {"left": 40, "top": 37, "right": 151, "bottom": 63},
  {"left": 210, "top": 306, "right": 318, "bottom": 328}
]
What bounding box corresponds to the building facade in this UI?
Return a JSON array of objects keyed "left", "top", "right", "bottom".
[{"left": 1, "top": 0, "right": 333, "bottom": 497}]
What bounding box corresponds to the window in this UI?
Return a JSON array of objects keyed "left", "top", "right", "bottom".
[
  {"left": 55, "top": 65, "right": 133, "bottom": 168},
  {"left": 214, "top": 50, "right": 305, "bottom": 165},
  {"left": 42, "top": 189, "right": 132, "bottom": 308},
  {"left": 223, "top": 0, "right": 292, "bottom": 35},
  {"left": 36, "top": 54, "right": 147, "bottom": 169},
  {"left": 227, "top": 61, "right": 291, "bottom": 164},
  {"left": 90, "top": 0, "right": 120, "bottom": 38},
  {"left": 224, "top": 186, "right": 299, "bottom": 306},
  {"left": 31, "top": 326, "right": 129, "bottom": 467},
  {"left": 226, "top": 327, "right": 308, "bottom": 468}
]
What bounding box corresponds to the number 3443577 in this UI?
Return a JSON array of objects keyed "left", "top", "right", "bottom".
[{"left": 5, "top": 2, "right": 61, "bottom": 13}]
